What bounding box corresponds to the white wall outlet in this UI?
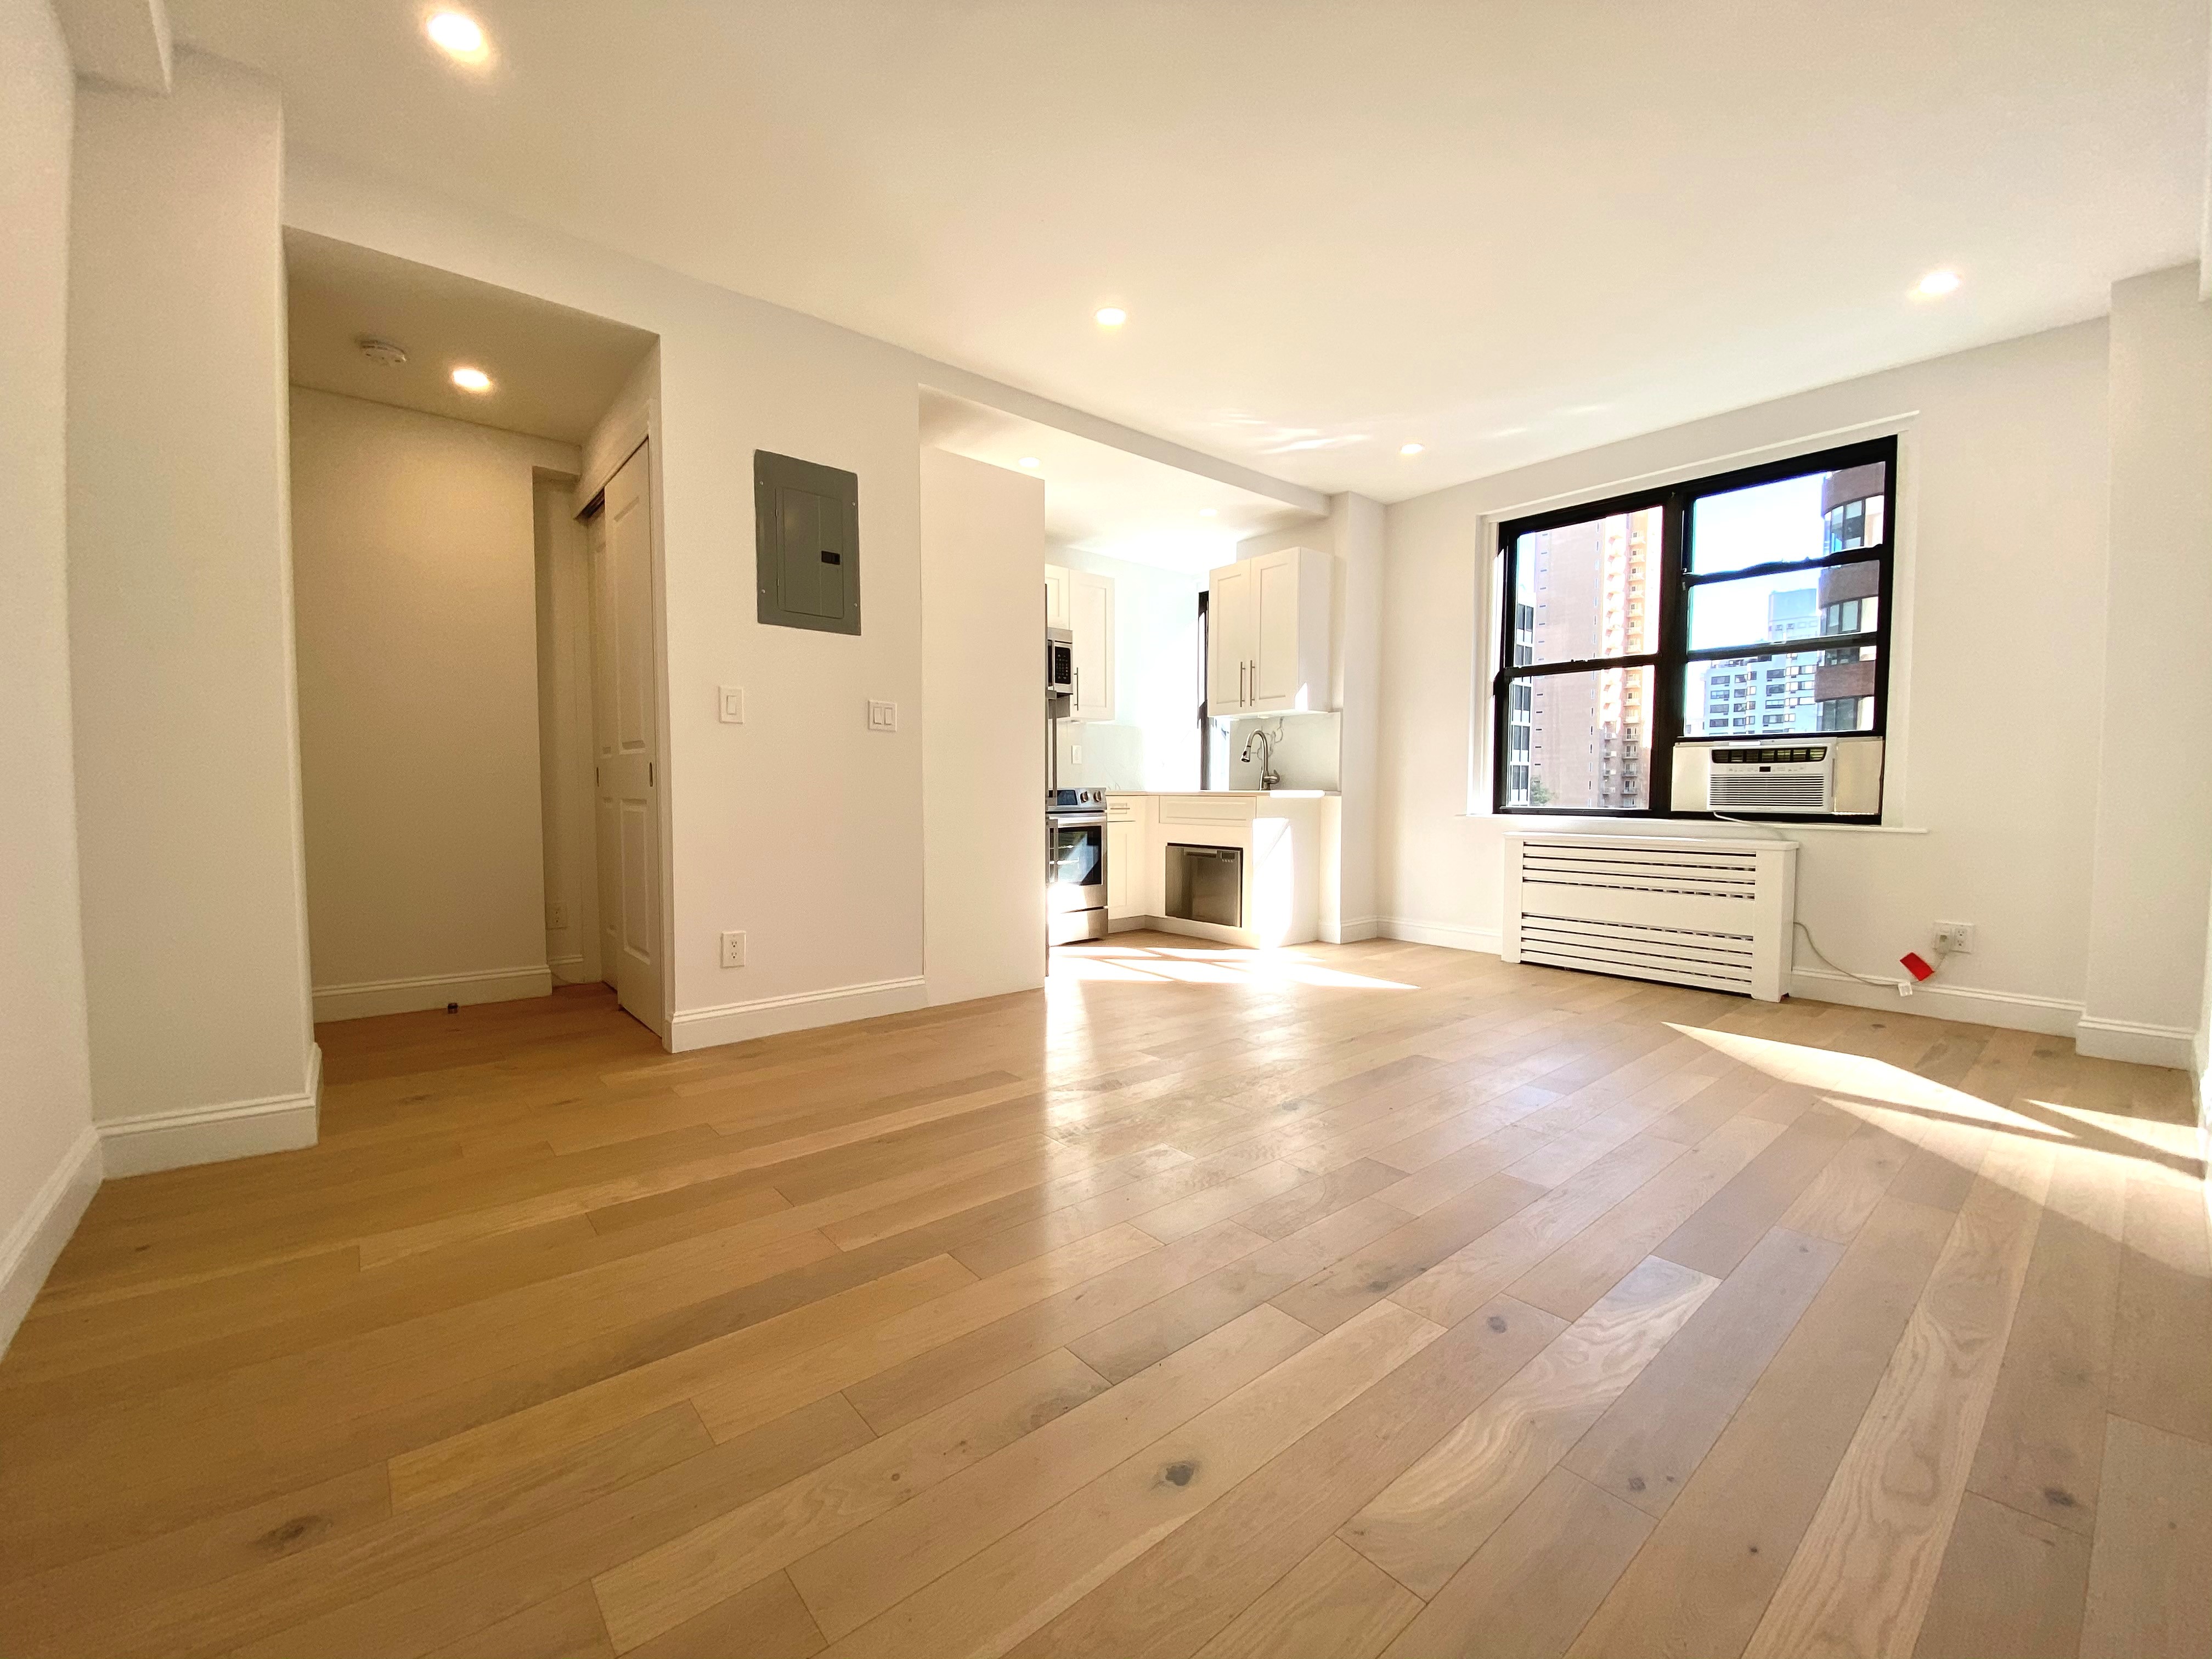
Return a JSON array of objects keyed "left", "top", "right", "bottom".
[
  {"left": 546, "top": 900, "right": 569, "bottom": 930},
  {"left": 1071, "top": 743, "right": 1082, "bottom": 764},
  {"left": 719, "top": 685, "right": 746, "bottom": 724},
  {"left": 867, "top": 699, "right": 898, "bottom": 732},
  {"left": 1933, "top": 921, "right": 1975, "bottom": 955},
  {"left": 719, "top": 929, "right": 746, "bottom": 969}
]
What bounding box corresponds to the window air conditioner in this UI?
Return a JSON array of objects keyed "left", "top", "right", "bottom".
[{"left": 1706, "top": 741, "right": 1838, "bottom": 815}]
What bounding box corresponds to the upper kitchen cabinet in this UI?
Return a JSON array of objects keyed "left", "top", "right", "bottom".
[
  {"left": 1046, "top": 562, "right": 1115, "bottom": 721},
  {"left": 1068, "top": 569, "right": 1115, "bottom": 720},
  {"left": 1207, "top": 545, "right": 1332, "bottom": 714}
]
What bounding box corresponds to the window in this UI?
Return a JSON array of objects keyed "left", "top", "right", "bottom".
[{"left": 1492, "top": 436, "right": 1894, "bottom": 818}]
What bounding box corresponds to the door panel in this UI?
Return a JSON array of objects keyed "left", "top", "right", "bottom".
[
  {"left": 1069, "top": 571, "right": 1114, "bottom": 721},
  {"left": 1207, "top": 561, "right": 1249, "bottom": 712},
  {"left": 1251, "top": 549, "right": 1300, "bottom": 708},
  {"left": 590, "top": 443, "right": 665, "bottom": 1040}
]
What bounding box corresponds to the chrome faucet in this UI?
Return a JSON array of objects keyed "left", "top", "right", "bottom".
[{"left": 1239, "top": 723, "right": 1282, "bottom": 791}]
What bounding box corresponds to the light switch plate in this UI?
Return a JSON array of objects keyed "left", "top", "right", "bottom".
[
  {"left": 719, "top": 685, "right": 746, "bottom": 724},
  {"left": 867, "top": 699, "right": 898, "bottom": 732},
  {"left": 719, "top": 930, "right": 746, "bottom": 968}
]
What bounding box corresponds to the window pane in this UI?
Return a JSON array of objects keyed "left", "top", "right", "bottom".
[
  {"left": 1689, "top": 459, "right": 1888, "bottom": 574},
  {"left": 1684, "top": 646, "right": 1878, "bottom": 737},
  {"left": 1513, "top": 505, "right": 1662, "bottom": 664},
  {"left": 1687, "top": 562, "right": 1881, "bottom": 651},
  {"left": 1504, "top": 665, "right": 1654, "bottom": 810}
]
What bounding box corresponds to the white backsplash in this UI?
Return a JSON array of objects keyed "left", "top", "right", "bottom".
[{"left": 1223, "top": 709, "right": 1340, "bottom": 791}]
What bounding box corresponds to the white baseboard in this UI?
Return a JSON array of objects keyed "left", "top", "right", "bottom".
[
  {"left": 1323, "top": 916, "right": 1380, "bottom": 944},
  {"left": 669, "top": 977, "right": 928, "bottom": 1054},
  {"left": 1379, "top": 917, "right": 1503, "bottom": 954},
  {"left": 2073, "top": 1015, "right": 2197, "bottom": 1069},
  {"left": 313, "top": 965, "right": 552, "bottom": 1022},
  {"left": 1786, "top": 966, "right": 2086, "bottom": 1038},
  {"left": 100, "top": 1045, "right": 323, "bottom": 1178},
  {"left": 0, "top": 1125, "right": 103, "bottom": 1359},
  {"left": 546, "top": 953, "right": 593, "bottom": 985}
]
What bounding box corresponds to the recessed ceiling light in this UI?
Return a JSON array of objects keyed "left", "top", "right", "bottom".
[
  {"left": 1199, "top": 507, "right": 1217, "bottom": 517},
  {"left": 1916, "top": 269, "right": 1962, "bottom": 298},
  {"left": 1400, "top": 442, "right": 1425, "bottom": 456},
  {"left": 1018, "top": 456, "right": 1040, "bottom": 469},
  {"left": 451, "top": 365, "right": 492, "bottom": 392},
  {"left": 425, "top": 11, "right": 487, "bottom": 60},
  {"left": 1094, "top": 307, "right": 1127, "bottom": 328}
]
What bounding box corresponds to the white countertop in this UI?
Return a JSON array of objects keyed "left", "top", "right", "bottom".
[{"left": 1101, "top": 789, "right": 1337, "bottom": 799}]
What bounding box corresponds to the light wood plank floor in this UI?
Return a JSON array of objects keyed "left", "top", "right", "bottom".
[{"left": 2, "top": 933, "right": 2207, "bottom": 1658}]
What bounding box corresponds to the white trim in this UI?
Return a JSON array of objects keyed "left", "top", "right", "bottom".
[
  {"left": 1380, "top": 917, "right": 1503, "bottom": 954},
  {"left": 669, "top": 977, "right": 928, "bottom": 1054},
  {"left": 0, "top": 1126, "right": 103, "bottom": 1359},
  {"left": 1790, "top": 966, "right": 2084, "bottom": 1037},
  {"left": 2073, "top": 1015, "right": 2196, "bottom": 1069},
  {"left": 1323, "top": 916, "right": 1380, "bottom": 944},
  {"left": 100, "top": 1045, "right": 323, "bottom": 1177},
  {"left": 312, "top": 965, "right": 552, "bottom": 1022}
]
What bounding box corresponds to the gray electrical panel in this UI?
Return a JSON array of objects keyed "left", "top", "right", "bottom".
[{"left": 755, "top": 450, "right": 860, "bottom": 635}]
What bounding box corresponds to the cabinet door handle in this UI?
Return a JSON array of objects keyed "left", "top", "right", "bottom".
[
  {"left": 1239, "top": 661, "right": 1248, "bottom": 706},
  {"left": 1074, "top": 667, "right": 1081, "bottom": 706}
]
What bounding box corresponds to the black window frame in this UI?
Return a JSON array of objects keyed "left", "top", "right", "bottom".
[{"left": 1490, "top": 435, "right": 1897, "bottom": 822}]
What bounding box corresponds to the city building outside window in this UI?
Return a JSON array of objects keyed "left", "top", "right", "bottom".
[{"left": 1492, "top": 436, "right": 1894, "bottom": 817}]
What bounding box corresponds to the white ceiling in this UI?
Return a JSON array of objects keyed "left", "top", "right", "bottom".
[
  {"left": 286, "top": 228, "right": 656, "bottom": 444},
  {"left": 189, "top": 1, "right": 2206, "bottom": 501},
  {"left": 923, "top": 388, "right": 1319, "bottom": 575}
]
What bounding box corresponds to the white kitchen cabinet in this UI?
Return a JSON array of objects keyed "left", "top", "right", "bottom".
[
  {"left": 1206, "top": 545, "right": 1331, "bottom": 715},
  {"left": 1043, "top": 563, "right": 1070, "bottom": 630},
  {"left": 1105, "top": 819, "right": 1137, "bottom": 919},
  {"left": 1067, "top": 568, "right": 1115, "bottom": 722}
]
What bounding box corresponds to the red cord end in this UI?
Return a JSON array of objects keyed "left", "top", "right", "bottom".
[{"left": 1899, "top": 951, "right": 1936, "bottom": 982}]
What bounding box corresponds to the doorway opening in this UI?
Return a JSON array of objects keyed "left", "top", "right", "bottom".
[{"left": 285, "top": 229, "right": 670, "bottom": 1042}]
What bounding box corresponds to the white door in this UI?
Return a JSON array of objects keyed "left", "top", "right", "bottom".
[
  {"left": 1105, "top": 819, "right": 1133, "bottom": 919},
  {"left": 1250, "top": 548, "right": 1303, "bottom": 710},
  {"left": 1043, "top": 563, "right": 1070, "bottom": 630},
  {"left": 591, "top": 444, "right": 665, "bottom": 1039},
  {"left": 1069, "top": 570, "right": 1114, "bottom": 721},
  {"left": 1207, "top": 560, "right": 1251, "bottom": 713}
]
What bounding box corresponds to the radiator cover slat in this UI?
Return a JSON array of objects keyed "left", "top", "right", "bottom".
[{"left": 1503, "top": 833, "right": 1798, "bottom": 1002}]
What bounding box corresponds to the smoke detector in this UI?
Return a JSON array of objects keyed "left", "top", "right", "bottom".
[{"left": 357, "top": 337, "right": 409, "bottom": 368}]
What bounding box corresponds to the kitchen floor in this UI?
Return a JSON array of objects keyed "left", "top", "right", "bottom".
[{"left": 1, "top": 934, "right": 2206, "bottom": 1657}]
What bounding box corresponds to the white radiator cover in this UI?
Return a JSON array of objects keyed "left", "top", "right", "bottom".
[{"left": 1503, "top": 833, "right": 1798, "bottom": 1001}]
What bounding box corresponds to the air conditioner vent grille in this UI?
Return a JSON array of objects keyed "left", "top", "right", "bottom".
[{"left": 1711, "top": 774, "right": 1831, "bottom": 811}]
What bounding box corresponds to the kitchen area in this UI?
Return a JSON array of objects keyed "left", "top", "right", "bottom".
[
  {"left": 1044, "top": 539, "right": 1347, "bottom": 952},
  {"left": 920, "top": 385, "right": 1353, "bottom": 972}
]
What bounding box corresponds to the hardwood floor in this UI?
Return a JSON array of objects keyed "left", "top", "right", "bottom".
[{"left": 2, "top": 932, "right": 2207, "bottom": 1658}]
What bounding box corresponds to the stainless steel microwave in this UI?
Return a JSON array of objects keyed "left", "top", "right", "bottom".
[{"left": 1047, "top": 627, "right": 1074, "bottom": 695}]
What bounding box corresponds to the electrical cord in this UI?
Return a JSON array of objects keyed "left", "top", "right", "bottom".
[{"left": 1705, "top": 817, "right": 1949, "bottom": 993}]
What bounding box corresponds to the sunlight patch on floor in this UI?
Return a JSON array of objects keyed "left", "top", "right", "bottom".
[
  {"left": 1051, "top": 943, "right": 1414, "bottom": 992},
  {"left": 1671, "top": 1022, "right": 2209, "bottom": 1271}
]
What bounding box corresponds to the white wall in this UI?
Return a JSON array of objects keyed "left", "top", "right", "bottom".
[
  {"left": 0, "top": 0, "right": 99, "bottom": 1352},
  {"left": 67, "top": 51, "right": 319, "bottom": 1172},
  {"left": 2079, "top": 267, "right": 2212, "bottom": 1063},
  {"left": 923, "top": 449, "right": 1046, "bottom": 1006},
  {"left": 535, "top": 472, "right": 599, "bottom": 985},
  {"left": 290, "top": 387, "right": 577, "bottom": 1019},
  {"left": 283, "top": 159, "right": 942, "bottom": 1049},
  {"left": 1379, "top": 318, "right": 2117, "bottom": 1038},
  {"left": 1053, "top": 545, "right": 1203, "bottom": 792},
  {"left": 285, "top": 155, "right": 1291, "bottom": 1052}
]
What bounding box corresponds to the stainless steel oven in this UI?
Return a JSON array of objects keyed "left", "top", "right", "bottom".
[{"left": 1047, "top": 788, "right": 1107, "bottom": 945}]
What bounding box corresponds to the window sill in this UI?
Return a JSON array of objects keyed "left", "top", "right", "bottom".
[{"left": 1460, "top": 812, "right": 1928, "bottom": 836}]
